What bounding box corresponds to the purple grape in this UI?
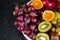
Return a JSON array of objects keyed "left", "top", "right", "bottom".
[
  {"left": 38, "top": 10, "right": 44, "bottom": 14},
  {"left": 17, "top": 15, "right": 23, "bottom": 21},
  {"left": 14, "top": 20, "right": 25, "bottom": 27},
  {"left": 30, "top": 24, "right": 36, "bottom": 30},
  {"left": 31, "top": 17, "right": 37, "bottom": 23},
  {"left": 18, "top": 8, "right": 23, "bottom": 16},
  {"left": 13, "top": 11, "right": 18, "bottom": 16},
  {"left": 30, "top": 12, "right": 37, "bottom": 17},
  {"left": 17, "top": 25, "right": 24, "bottom": 31},
  {"left": 25, "top": 14, "right": 29, "bottom": 17},
  {"left": 24, "top": 15, "right": 30, "bottom": 24},
  {"left": 19, "top": 21, "right": 25, "bottom": 26},
  {"left": 29, "top": 32, "right": 36, "bottom": 40},
  {"left": 15, "top": 5, "right": 20, "bottom": 11},
  {"left": 22, "top": 4, "right": 27, "bottom": 9},
  {"left": 28, "top": 6, "right": 35, "bottom": 12},
  {"left": 23, "top": 27, "right": 32, "bottom": 36}
]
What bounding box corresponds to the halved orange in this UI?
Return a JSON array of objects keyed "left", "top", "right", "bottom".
[
  {"left": 42, "top": 10, "right": 55, "bottom": 21},
  {"left": 30, "top": 0, "right": 43, "bottom": 9}
]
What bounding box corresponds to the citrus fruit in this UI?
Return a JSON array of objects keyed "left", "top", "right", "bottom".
[
  {"left": 42, "top": 10, "right": 55, "bottom": 21},
  {"left": 30, "top": 0, "right": 43, "bottom": 9},
  {"left": 38, "top": 21, "right": 52, "bottom": 32},
  {"left": 36, "top": 33, "right": 50, "bottom": 40}
]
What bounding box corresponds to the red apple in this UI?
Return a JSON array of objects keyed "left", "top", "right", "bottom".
[
  {"left": 56, "top": 1, "right": 60, "bottom": 9},
  {"left": 45, "top": 1, "right": 55, "bottom": 9},
  {"left": 42, "top": 0, "right": 56, "bottom": 9},
  {"left": 42, "top": 0, "right": 48, "bottom": 5}
]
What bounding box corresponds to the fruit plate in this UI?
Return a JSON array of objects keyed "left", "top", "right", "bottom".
[
  {"left": 22, "top": 31, "right": 32, "bottom": 40},
  {"left": 13, "top": 0, "right": 60, "bottom": 40}
]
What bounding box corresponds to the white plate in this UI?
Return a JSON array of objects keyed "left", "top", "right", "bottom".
[{"left": 22, "top": 31, "right": 32, "bottom": 40}]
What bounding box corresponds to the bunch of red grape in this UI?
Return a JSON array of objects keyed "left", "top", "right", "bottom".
[
  {"left": 13, "top": 4, "right": 41, "bottom": 40},
  {"left": 13, "top": 0, "right": 60, "bottom": 40}
]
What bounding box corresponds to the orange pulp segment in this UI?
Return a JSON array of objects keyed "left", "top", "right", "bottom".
[
  {"left": 30, "top": 0, "right": 43, "bottom": 9},
  {"left": 42, "top": 10, "right": 55, "bottom": 21}
]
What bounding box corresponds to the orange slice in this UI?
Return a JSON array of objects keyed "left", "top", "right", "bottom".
[
  {"left": 42, "top": 10, "right": 55, "bottom": 21},
  {"left": 30, "top": 0, "right": 43, "bottom": 9}
]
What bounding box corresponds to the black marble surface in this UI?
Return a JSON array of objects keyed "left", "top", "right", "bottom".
[{"left": 0, "top": 0, "right": 30, "bottom": 40}]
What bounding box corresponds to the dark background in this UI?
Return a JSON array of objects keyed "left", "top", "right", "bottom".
[{"left": 0, "top": 0, "right": 30, "bottom": 40}]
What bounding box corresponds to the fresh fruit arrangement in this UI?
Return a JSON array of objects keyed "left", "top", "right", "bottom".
[{"left": 13, "top": 0, "right": 60, "bottom": 40}]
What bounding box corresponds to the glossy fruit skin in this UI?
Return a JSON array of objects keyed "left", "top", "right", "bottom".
[
  {"left": 13, "top": 11, "right": 18, "bottom": 16},
  {"left": 42, "top": 0, "right": 55, "bottom": 9},
  {"left": 17, "top": 15, "right": 24, "bottom": 21},
  {"left": 36, "top": 33, "right": 50, "bottom": 40},
  {"left": 30, "top": 24, "right": 36, "bottom": 30},
  {"left": 28, "top": 6, "right": 35, "bottom": 12},
  {"left": 17, "top": 26, "right": 25, "bottom": 31},
  {"left": 45, "top": 1, "right": 55, "bottom": 9},
  {"left": 38, "top": 21, "right": 52, "bottom": 32},
  {"left": 42, "top": 0, "right": 48, "bottom": 5},
  {"left": 31, "top": 17, "right": 37, "bottom": 23},
  {"left": 56, "top": 1, "right": 60, "bottom": 9},
  {"left": 15, "top": 5, "right": 20, "bottom": 11},
  {"left": 30, "top": 12, "right": 37, "bottom": 17},
  {"left": 29, "top": 32, "right": 36, "bottom": 40},
  {"left": 23, "top": 27, "right": 32, "bottom": 36},
  {"left": 14, "top": 20, "right": 25, "bottom": 27},
  {"left": 18, "top": 9, "right": 23, "bottom": 16},
  {"left": 24, "top": 16, "right": 30, "bottom": 24}
]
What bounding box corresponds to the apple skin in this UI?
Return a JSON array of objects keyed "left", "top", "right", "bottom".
[
  {"left": 45, "top": 1, "right": 55, "bottom": 9},
  {"left": 56, "top": 1, "right": 60, "bottom": 9},
  {"left": 41, "top": 0, "right": 48, "bottom": 5},
  {"left": 42, "top": 0, "right": 56, "bottom": 9}
]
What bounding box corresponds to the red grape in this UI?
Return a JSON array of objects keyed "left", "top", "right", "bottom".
[
  {"left": 17, "top": 26, "right": 24, "bottom": 31},
  {"left": 23, "top": 27, "right": 32, "bottom": 36},
  {"left": 28, "top": 6, "right": 35, "bottom": 12},
  {"left": 29, "top": 32, "right": 36, "bottom": 40},
  {"left": 34, "top": 28, "right": 39, "bottom": 34},
  {"left": 18, "top": 8, "right": 23, "bottom": 16},
  {"left": 25, "top": 14, "right": 29, "bottom": 17},
  {"left": 18, "top": 11, "right": 23, "bottom": 16},
  {"left": 24, "top": 16, "right": 30, "bottom": 24},
  {"left": 31, "top": 17, "right": 37, "bottom": 23},
  {"left": 56, "top": 1, "right": 60, "bottom": 9},
  {"left": 30, "top": 12, "right": 37, "bottom": 17},
  {"left": 38, "top": 10, "right": 44, "bottom": 14},
  {"left": 15, "top": 5, "right": 20, "bottom": 11},
  {"left": 14, "top": 20, "right": 25, "bottom": 27},
  {"left": 13, "top": 11, "right": 18, "bottom": 16},
  {"left": 17, "top": 15, "right": 23, "bottom": 21},
  {"left": 19, "top": 21, "right": 25, "bottom": 26},
  {"left": 30, "top": 24, "right": 36, "bottom": 30},
  {"left": 22, "top": 4, "right": 26, "bottom": 8}
]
